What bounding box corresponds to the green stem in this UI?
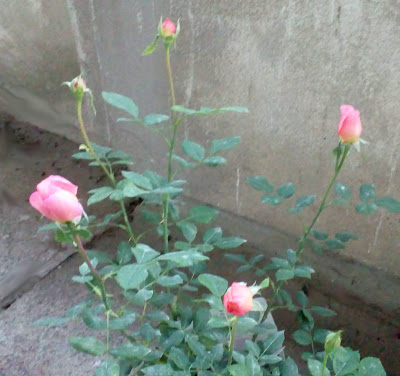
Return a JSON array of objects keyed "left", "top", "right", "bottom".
[
  {"left": 258, "top": 144, "right": 351, "bottom": 326},
  {"left": 321, "top": 352, "right": 328, "bottom": 376},
  {"left": 228, "top": 315, "right": 238, "bottom": 367},
  {"left": 72, "top": 231, "right": 110, "bottom": 312},
  {"left": 162, "top": 44, "right": 178, "bottom": 253},
  {"left": 76, "top": 100, "right": 136, "bottom": 243}
]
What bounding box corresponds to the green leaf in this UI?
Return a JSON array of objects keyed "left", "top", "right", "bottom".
[
  {"left": 276, "top": 269, "right": 294, "bottom": 281},
  {"left": 358, "top": 357, "right": 386, "bottom": 376},
  {"left": 157, "top": 275, "right": 183, "bottom": 287},
  {"left": 169, "top": 346, "right": 189, "bottom": 370},
  {"left": 294, "top": 265, "right": 314, "bottom": 279},
  {"left": 69, "top": 336, "right": 106, "bottom": 356},
  {"left": 31, "top": 316, "right": 69, "bottom": 327},
  {"left": 272, "top": 257, "right": 291, "bottom": 269},
  {"left": 188, "top": 206, "right": 219, "bottom": 223},
  {"left": 295, "top": 195, "right": 316, "bottom": 208},
  {"left": 94, "top": 359, "right": 120, "bottom": 376},
  {"left": 163, "top": 330, "right": 185, "bottom": 349},
  {"left": 259, "top": 277, "right": 270, "bottom": 289},
  {"left": 335, "top": 183, "right": 352, "bottom": 198},
  {"left": 198, "top": 273, "right": 228, "bottom": 297},
  {"left": 286, "top": 249, "right": 297, "bottom": 265},
  {"left": 210, "top": 136, "right": 241, "bottom": 154},
  {"left": 171, "top": 105, "right": 198, "bottom": 115},
  {"left": 132, "top": 243, "right": 160, "bottom": 264},
  {"left": 331, "top": 347, "right": 360, "bottom": 376},
  {"left": 355, "top": 202, "right": 378, "bottom": 215},
  {"left": 297, "top": 291, "right": 308, "bottom": 307},
  {"left": 203, "top": 227, "right": 223, "bottom": 244},
  {"left": 360, "top": 184, "right": 376, "bottom": 201},
  {"left": 259, "top": 354, "right": 282, "bottom": 365},
  {"left": 116, "top": 264, "right": 148, "bottom": 290},
  {"left": 245, "top": 354, "right": 262, "bottom": 376},
  {"left": 109, "top": 343, "right": 151, "bottom": 360},
  {"left": 143, "top": 113, "right": 169, "bottom": 126},
  {"left": 81, "top": 309, "right": 106, "bottom": 330},
  {"left": 215, "top": 237, "right": 246, "bottom": 249},
  {"left": 182, "top": 140, "right": 205, "bottom": 161},
  {"left": 228, "top": 364, "right": 251, "bottom": 376},
  {"left": 261, "top": 194, "right": 283, "bottom": 205},
  {"left": 237, "top": 317, "right": 258, "bottom": 333},
  {"left": 324, "top": 239, "right": 345, "bottom": 249},
  {"left": 85, "top": 250, "right": 112, "bottom": 264},
  {"left": 293, "top": 329, "right": 312, "bottom": 345},
  {"left": 308, "top": 359, "right": 331, "bottom": 376},
  {"left": 142, "top": 35, "right": 159, "bottom": 56},
  {"left": 245, "top": 341, "right": 261, "bottom": 357},
  {"left": 277, "top": 182, "right": 296, "bottom": 198},
  {"left": 142, "top": 365, "right": 174, "bottom": 376},
  {"left": 263, "top": 331, "right": 285, "bottom": 354},
  {"left": 249, "top": 254, "right": 264, "bottom": 265},
  {"left": 313, "top": 329, "right": 332, "bottom": 344},
  {"left": 158, "top": 250, "right": 209, "bottom": 267},
  {"left": 87, "top": 187, "right": 114, "bottom": 206},
  {"left": 375, "top": 196, "right": 400, "bottom": 212},
  {"left": 225, "top": 253, "right": 246, "bottom": 263},
  {"left": 72, "top": 151, "right": 94, "bottom": 160},
  {"left": 65, "top": 298, "right": 94, "bottom": 318},
  {"left": 172, "top": 154, "right": 196, "bottom": 168},
  {"left": 332, "top": 197, "right": 350, "bottom": 206},
  {"left": 311, "top": 306, "right": 336, "bottom": 317},
  {"left": 246, "top": 176, "right": 273, "bottom": 192},
  {"left": 72, "top": 275, "right": 93, "bottom": 283},
  {"left": 121, "top": 171, "right": 152, "bottom": 190},
  {"left": 335, "top": 231, "right": 359, "bottom": 242},
  {"left": 117, "top": 241, "right": 132, "bottom": 265},
  {"left": 141, "top": 208, "right": 161, "bottom": 223},
  {"left": 177, "top": 221, "right": 197, "bottom": 243},
  {"left": 203, "top": 155, "right": 227, "bottom": 166},
  {"left": 109, "top": 310, "right": 136, "bottom": 330},
  {"left": 311, "top": 229, "right": 329, "bottom": 240},
  {"left": 102, "top": 91, "right": 139, "bottom": 118},
  {"left": 281, "top": 357, "right": 300, "bottom": 376}
]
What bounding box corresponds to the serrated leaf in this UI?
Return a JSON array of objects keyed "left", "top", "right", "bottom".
[
  {"left": 210, "top": 136, "right": 241, "bottom": 154},
  {"left": 331, "top": 347, "right": 360, "bottom": 376},
  {"left": 203, "top": 155, "right": 227, "bottom": 166},
  {"left": 182, "top": 140, "right": 205, "bottom": 161},
  {"left": 358, "top": 357, "right": 386, "bottom": 376},
  {"left": 259, "top": 354, "right": 282, "bottom": 365},
  {"left": 276, "top": 269, "right": 294, "bottom": 281},
  {"left": 203, "top": 227, "right": 223, "bottom": 243},
  {"left": 261, "top": 194, "right": 283, "bottom": 205},
  {"left": 117, "top": 241, "right": 132, "bottom": 265},
  {"left": 72, "top": 275, "right": 93, "bottom": 283},
  {"left": 295, "top": 195, "right": 316, "bottom": 208},
  {"left": 87, "top": 187, "right": 115, "bottom": 206},
  {"left": 142, "top": 364, "right": 174, "bottom": 376},
  {"left": 355, "top": 202, "right": 378, "bottom": 215},
  {"left": 294, "top": 265, "right": 314, "bottom": 278},
  {"left": 143, "top": 113, "right": 169, "bottom": 126},
  {"left": 162, "top": 330, "right": 185, "bottom": 349},
  {"left": 172, "top": 154, "right": 196, "bottom": 168},
  {"left": 188, "top": 206, "right": 219, "bottom": 223},
  {"left": 311, "top": 306, "right": 336, "bottom": 317},
  {"left": 334, "top": 231, "right": 359, "bottom": 242},
  {"left": 360, "top": 184, "right": 376, "bottom": 201},
  {"left": 102, "top": 91, "right": 138, "bottom": 118},
  {"left": 308, "top": 358, "right": 331, "bottom": 376},
  {"left": 228, "top": 364, "right": 252, "bottom": 376},
  {"left": 69, "top": 336, "right": 105, "bottom": 356},
  {"left": 116, "top": 264, "right": 148, "bottom": 290},
  {"left": 272, "top": 257, "right": 291, "bottom": 269},
  {"left": 109, "top": 343, "right": 151, "bottom": 360},
  {"left": 132, "top": 243, "right": 160, "bottom": 264},
  {"left": 335, "top": 183, "right": 352, "bottom": 198},
  {"left": 215, "top": 237, "right": 246, "bottom": 249},
  {"left": 158, "top": 250, "right": 209, "bottom": 267},
  {"left": 277, "top": 182, "right": 296, "bottom": 198},
  {"left": 198, "top": 273, "right": 228, "bottom": 297},
  {"left": 81, "top": 309, "right": 106, "bottom": 330},
  {"left": 324, "top": 239, "right": 345, "bottom": 249},
  {"left": 311, "top": 229, "right": 329, "bottom": 240},
  {"left": 286, "top": 249, "right": 297, "bottom": 265},
  {"left": 121, "top": 171, "right": 152, "bottom": 190},
  {"left": 177, "top": 221, "right": 197, "bottom": 243},
  {"left": 246, "top": 176, "right": 273, "bottom": 192},
  {"left": 171, "top": 105, "right": 198, "bottom": 115},
  {"left": 297, "top": 291, "right": 308, "bottom": 307},
  {"left": 375, "top": 196, "right": 400, "bottom": 212},
  {"left": 157, "top": 275, "right": 183, "bottom": 287},
  {"left": 169, "top": 346, "right": 189, "bottom": 370},
  {"left": 109, "top": 310, "right": 136, "bottom": 330},
  {"left": 282, "top": 357, "right": 300, "bottom": 376},
  {"left": 293, "top": 329, "right": 312, "bottom": 345},
  {"left": 313, "top": 329, "right": 332, "bottom": 344},
  {"left": 263, "top": 330, "right": 285, "bottom": 354},
  {"left": 94, "top": 359, "right": 120, "bottom": 376}
]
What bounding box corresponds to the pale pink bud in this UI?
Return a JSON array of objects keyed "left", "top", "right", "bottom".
[
  {"left": 223, "top": 282, "right": 253, "bottom": 316},
  {"left": 162, "top": 18, "right": 177, "bottom": 36},
  {"left": 337, "top": 105, "right": 362, "bottom": 143},
  {"left": 29, "top": 175, "right": 83, "bottom": 223}
]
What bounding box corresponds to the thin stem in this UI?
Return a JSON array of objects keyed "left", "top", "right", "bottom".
[
  {"left": 321, "top": 352, "right": 328, "bottom": 376},
  {"left": 77, "top": 100, "right": 136, "bottom": 243},
  {"left": 228, "top": 315, "right": 238, "bottom": 367},
  {"left": 258, "top": 144, "right": 351, "bottom": 325},
  {"left": 162, "top": 44, "right": 178, "bottom": 253},
  {"left": 73, "top": 231, "right": 110, "bottom": 312}
]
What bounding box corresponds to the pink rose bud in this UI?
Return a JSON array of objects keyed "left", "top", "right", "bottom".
[
  {"left": 29, "top": 175, "right": 83, "bottom": 223},
  {"left": 337, "top": 105, "right": 362, "bottom": 143},
  {"left": 223, "top": 282, "right": 253, "bottom": 316},
  {"left": 162, "top": 18, "right": 177, "bottom": 36}
]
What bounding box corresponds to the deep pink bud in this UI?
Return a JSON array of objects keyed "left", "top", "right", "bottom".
[
  {"left": 337, "top": 105, "right": 362, "bottom": 143},
  {"left": 223, "top": 282, "right": 253, "bottom": 316},
  {"left": 29, "top": 175, "right": 83, "bottom": 223},
  {"left": 162, "top": 18, "right": 176, "bottom": 36}
]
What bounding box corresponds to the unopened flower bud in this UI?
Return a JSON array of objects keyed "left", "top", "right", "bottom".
[
  {"left": 337, "top": 105, "right": 362, "bottom": 144},
  {"left": 162, "top": 18, "right": 176, "bottom": 36},
  {"left": 324, "top": 331, "right": 342, "bottom": 354},
  {"left": 62, "top": 74, "right": 96, "bottom": 114},
  {"left": 158, "top": 17, "right": 180, "bottom": 45}
]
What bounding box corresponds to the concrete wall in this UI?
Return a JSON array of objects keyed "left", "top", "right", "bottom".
[{"left": 1, "top": 1, "right": 400, "bottom": 307}]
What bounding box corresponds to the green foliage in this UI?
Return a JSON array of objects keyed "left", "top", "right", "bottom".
[{"left": 69, "top": 336, "right": 106, "bottom": 356}]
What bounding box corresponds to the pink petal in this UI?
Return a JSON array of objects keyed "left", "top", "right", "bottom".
[
  {"left": 36, "top": 175, "right": 78, "bottom": 199},
  {"left": 29, "top": 191, "right": 52, "bottom": 218},
  {"left": 42, "top": 190, "right": 83, "bottom": 222}
]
